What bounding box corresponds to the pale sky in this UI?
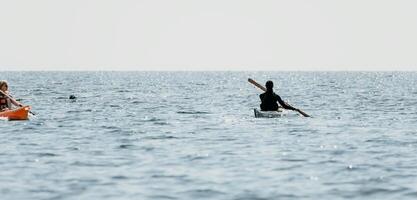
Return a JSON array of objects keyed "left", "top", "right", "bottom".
[{"left": 1, "top": 0, "right": 417, "bottom": 71}]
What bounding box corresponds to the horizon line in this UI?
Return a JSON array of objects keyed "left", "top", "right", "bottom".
[{"left": 1, "top": 69, "right": 417, "bottom": 72}]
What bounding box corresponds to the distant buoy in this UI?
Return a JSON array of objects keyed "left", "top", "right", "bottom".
[{"left": 69, "top": 95, "right": 77, "bottom": 99}]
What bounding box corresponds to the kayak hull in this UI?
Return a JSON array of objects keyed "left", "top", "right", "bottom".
[
  {"left": 0, "top": 106, "right": 31, "bottom": 120},
  {"left": 254, "top": 108, "right": 285, "bottom": 118}
]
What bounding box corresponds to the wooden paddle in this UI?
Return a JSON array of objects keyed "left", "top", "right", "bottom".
[
  {"left": 0, "top": 90, "right": 35, "bottom": 115},
  {"left": 248, "top": 78, "right": 311, "bottom": 117}
]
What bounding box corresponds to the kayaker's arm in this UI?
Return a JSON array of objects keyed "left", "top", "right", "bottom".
[
  {"left": 10, "top": 97, "right": 23, "bottom": 107},
  {"left": 276, "top": 95, "right": 297, "bottom": 111}
]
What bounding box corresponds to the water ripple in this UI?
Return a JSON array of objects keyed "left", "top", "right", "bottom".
[{"left": 1, "top": 72, "right": 417, "bottom": 199}]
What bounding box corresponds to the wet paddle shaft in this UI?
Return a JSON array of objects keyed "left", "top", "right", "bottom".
[{"left": 248, "top": 78, "right": 310, "bottom": 117}]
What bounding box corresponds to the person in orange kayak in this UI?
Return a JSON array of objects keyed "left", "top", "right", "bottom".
[
  {"left": 260, "top": 80, "right": 297, "bottom": 111},
  {"left": 0, "top": 81, "right": 23, "bottom": 111}
]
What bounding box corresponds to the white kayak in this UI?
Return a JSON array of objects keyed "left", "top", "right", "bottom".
[{"left": 254, "top": 108, "right": 287, "bottom": 118}]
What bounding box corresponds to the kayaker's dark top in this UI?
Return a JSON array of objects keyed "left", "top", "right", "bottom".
[{"left": 259, "top": 92, "right": 296, "bottom": 111}]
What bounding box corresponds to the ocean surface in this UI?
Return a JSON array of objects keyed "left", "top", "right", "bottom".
[{"left": 1, "top": 71, "right": 417, "bottom": 200}]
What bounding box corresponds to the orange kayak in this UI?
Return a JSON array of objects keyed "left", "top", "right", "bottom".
[{"left": 0, "top": 106, "right": 31, "bottom": 120}]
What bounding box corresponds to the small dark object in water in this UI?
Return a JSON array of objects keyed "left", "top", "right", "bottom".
[{"left": 69, "top": 95, "right": 77, "bottom": 99}]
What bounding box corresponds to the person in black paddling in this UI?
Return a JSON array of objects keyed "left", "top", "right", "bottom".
[{"left": 260, "top": 80, "right": 297, "bottom": 111}]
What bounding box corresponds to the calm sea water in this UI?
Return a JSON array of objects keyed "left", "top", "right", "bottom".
[{"left": 1, "top": 71, "right": 417, "bottom": 200}]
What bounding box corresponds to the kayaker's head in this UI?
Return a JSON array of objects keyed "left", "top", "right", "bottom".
[
  {"left": 265, "top": 80, "right": 274, "bottom": 92},
  {"left": 0, "top": 81, "right": 8, "bottom": 92}
]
